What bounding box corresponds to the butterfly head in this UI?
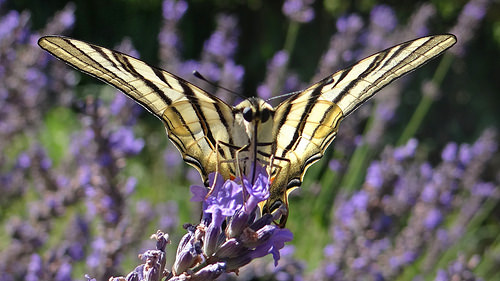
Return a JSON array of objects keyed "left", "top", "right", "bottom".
[
  {"left": 234, "top": 98, "right": 275, "bottom": 141},
  {"left": 235, "top": 97, "right": 274, "bottom": 125}
]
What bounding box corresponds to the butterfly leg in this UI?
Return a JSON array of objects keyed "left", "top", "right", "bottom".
[{"left": 206, "top": 140, "right": 248, "bottom": 197}]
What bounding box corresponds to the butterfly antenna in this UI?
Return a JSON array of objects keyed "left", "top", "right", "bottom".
[
  {"left": 192, "top": 70, "right": 246, "bottom": 100},
  {"left": 266, "top": 90, "right": 301, "bottom": 103}
]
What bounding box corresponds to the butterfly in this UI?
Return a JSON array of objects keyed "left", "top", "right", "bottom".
[{"left": 38, "top": 34, "right": 456, "bottom": 226}]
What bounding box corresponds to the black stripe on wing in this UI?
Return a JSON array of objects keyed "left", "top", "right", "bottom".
[{"left": 329, "top": 35, "right": 456, "bottom": 117}]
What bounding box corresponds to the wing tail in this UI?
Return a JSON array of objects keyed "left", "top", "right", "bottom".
[{"left": 322, "top": 34, "right": 457, "bottom": 116}]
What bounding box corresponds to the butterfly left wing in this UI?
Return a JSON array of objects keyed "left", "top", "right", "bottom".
[
  {"left": 38, "top": 36, "right": 240, "bottom": 184},
  {"left": 265, "top": 34, "right": 457, "bottom": 220}
]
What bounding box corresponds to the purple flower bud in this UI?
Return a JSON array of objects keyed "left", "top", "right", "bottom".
[
  {"left": 202, "top": 15, "right": 238, "bottom": 62},
  {"left": 420, "top": 162, "right": 434, "bottom": 180},
  {"left": 215, "top": 238, "right": 249, "bottom": 259},
  {"left": 435, "top": 269, "right": 447, "bottom": 281},
  {"left": 257, "top": 84, "right": 271, "bottom": 99},
  {"left": 403, "top": 251, "right": 417, "bottom": 264},
  {"left": 366, "top": 161, "right": 383, "bottom": 189},
  {"left": 439, "top": 190, "right": 453, "bottom": 206},
  {"left": 323, "top": 244, "right": 335, "bottom": 257},
  {"left": 282, "top": 0, "right": 315, "bottom": 23},
  {"left": 124, "top": 177, "right": 137, "bottom": 195},
  {"left": 324, "top": 262, "right": 339, "bottom": 277},
  {"left": 109, "top": 94, "right": 128, "bottom": 116},
  {"left": 145, "top": 260, "right": 162, "bottom": 281},
  {"left": 55, "top": 262, "right": 72, "bottom": 281},
  {"left": 424, "top": 208, "right": 442, "bottom": 230},
  {"left": 222, "top": 60, "right": 244, "bottom": 83},
  {"left": 16, "top": 152, "right": 31, "bottom": 169},
  {"left": 328, "top": 159, "right": 342, "bottom": 172},
  {"left": 336, "top": 14, "right": 363, "bottom": 33},
  {"left": 68, "top": 242, "right": 85, "bottom": 260},
  {"left": 271, "top": 50, "right": 289, "bottom": 68},
  {"left": 352, "top": 257, "right": 367, "bottom": 269},
  {"left": 227, "top": 208, "right": 249, "bottom": 238},
  {"left": 389, "top": 256, "right": 401, "bottom": 269},
  {"left": 464, "top": 0, "right": 487, "bottom": 20},
  {"left": 0, "top": 11, "right": 20, "bottom": 41},
  {"left": 472, "top": 182, "right": 496, "bottom": 197},
  {"left": 176, "top": 230, "right": 194, "bottom": 257},
  {"left": 370, "top": 5, "right": 397, "bottom": 31},
  {"left": 351, "top": 190, "right": 369, "bottom": 211},
  {"left": 58, "top": 4, "right": 75, "bottom": 29},
  {"left": 225, "top": 253, "right": 253, "bottom": 271},
  {"left": 393, "top": 139, "right": 418, "bottom": 161},
  {"left": 155, "top": 231, "right": 169, "bottom": 252},
  {"left": 162, "top": 0, "right": 188, "bottom": 21},
  {"left": 109, "top": 127, "right": 145, "bottom": 155},
  {"left": 421, "top": 183, "right": 437, "bottom": 203},
  {"left": 458, "top": 143, "right": 472, "bottom": 165},
  {"left": 190, "top": 262, "right": 226, "bottom": 281},
  {"left": 173, "top": 241, "right": 201, "bottom": 275},
  {"left": 441, "top": 142, "right": 457, "bottom": 162},
  {"left": 204, "top": 210, "right": 223, "bottom": 256},
  {"left": 26, "top": 254, "right": 42, "bottom": 281},
  {"left": 436, "top": 228, "right": 448, "bottom": 243}
]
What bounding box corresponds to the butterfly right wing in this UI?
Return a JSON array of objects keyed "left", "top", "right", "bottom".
[
  {"left": 265, "top": 35, "right": 457, "bottom": 221},
  {"left": 38, "top": 36, "right": 238, "bottom": 184}
]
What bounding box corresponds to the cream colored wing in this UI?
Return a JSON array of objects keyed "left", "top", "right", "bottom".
[
  {"left": 38, "top": 36, "right": 239, "bottom": 184},
  {"left": 265, "top": 34, "right": 457, "bottom": 218}
]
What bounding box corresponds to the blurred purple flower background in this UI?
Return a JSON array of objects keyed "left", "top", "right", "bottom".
[{"left": 1, "top": 0, "right": 499, "bottom": 280}]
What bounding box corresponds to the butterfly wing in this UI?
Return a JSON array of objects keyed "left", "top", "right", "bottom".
[
  {"left": 38, "top": 36, "right": 239, "bottom": 184},
  {"left": 266, "top": 34, "right": 457, "bottom": 219}
]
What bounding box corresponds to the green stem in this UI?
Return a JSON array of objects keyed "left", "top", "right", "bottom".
[
  {"left": 339, "top": 113, "right": 376, "bottom": 191},
  {"left": 284, "top": 21, "right": 300, "bottom": 55},
  {"left": 397, "top": 54, "right": 454, "bottom": 146},
  {"left": 270, "top": 21, "right": 300, "bottom": 97}
]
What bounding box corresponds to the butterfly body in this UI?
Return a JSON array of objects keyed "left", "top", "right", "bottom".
[{"left": 38, "top": 34, "right": 456, "bottom": 226}]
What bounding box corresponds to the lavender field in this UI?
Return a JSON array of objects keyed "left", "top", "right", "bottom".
[{"left": 1, "top": 0, "right": 499, "bottom": 280}]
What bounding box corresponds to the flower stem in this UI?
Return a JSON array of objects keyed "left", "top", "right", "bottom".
[
  {"left": 397, "top": 54, "right": 454, "bottom": 146},
  {"left": 339, "top": 115, "right": 376, "bottom": 191},
  {"left": 284, "top": 21, "right": 300, "bottom": 55}
]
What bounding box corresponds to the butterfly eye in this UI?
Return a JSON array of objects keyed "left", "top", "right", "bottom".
[
  {"left": 260, "top": 108, "right": 270, "bottom": 123},
  {"left": 242, "top": 107, "right": 253, "bottom": 122}
]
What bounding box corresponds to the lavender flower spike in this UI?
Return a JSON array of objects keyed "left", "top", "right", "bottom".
[
  {"left": 282, "top": 0, "right": 315, "bottom": 23},
  {"left": 110, "top": 164, "right": 292, "bottom": 281}
]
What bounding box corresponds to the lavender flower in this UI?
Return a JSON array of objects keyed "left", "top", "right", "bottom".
[
  {"left": 110, "top": 167, "right": 292, "bottom": 281},
  {"left": 313, "top": 130, "right": 498, "bottom": 280},
  {"left": 159, "top": 0, "right": 188, "bottom": 72},
  {"left": 449, "top": 0, "right": 490, "bottom": 57},
  {"left": 433, "top": 254, "right": 483, "bottom": 281},
  {"left": 282, "top": 0, "right": 315, "bottom": 23},
  {"left": 257, "top": 50, "right": 290, "bottom": 99}
]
